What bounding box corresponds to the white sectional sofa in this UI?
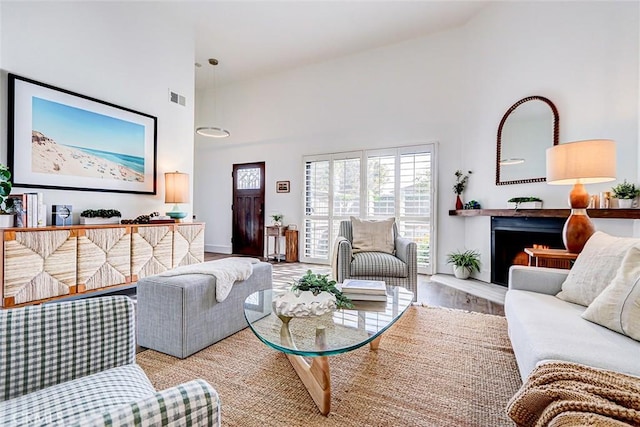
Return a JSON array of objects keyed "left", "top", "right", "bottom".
[{"left": 505, "top": 265, "right": 640, "bottom": 381}]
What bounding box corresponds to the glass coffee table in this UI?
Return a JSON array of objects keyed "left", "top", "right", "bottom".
[{"left": 243, "top": 286, "right": 414, "bottom": 415}]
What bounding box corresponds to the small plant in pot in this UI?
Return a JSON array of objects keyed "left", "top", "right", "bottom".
[
  {"left": 0, "top": 164, "right": 14, "bottom": 228},
  {"left": 611, "top": 180, "right": 640, "bottom": 208},
  {"left": 446, "top": 249, "right": 481, "bottom": 280}
]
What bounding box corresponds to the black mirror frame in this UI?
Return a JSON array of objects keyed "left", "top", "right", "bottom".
[{"left": 496, "top": 95, "right": 559, "bottom": 185}]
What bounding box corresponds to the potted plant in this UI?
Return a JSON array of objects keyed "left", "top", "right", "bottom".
[
  {"left": 611, "top": 180, "right": 639, "bottom": 208},
  {"left": 80, "top": 209, "right": 122, "bottom": 225},
  {"left": 507, "top": 197, "right": 543, "bottom": 210},
  {"left": 453, "top": 170, "right": 472, "bottom": 210},
  {"left": 446, "top": 249, "right": 481, "bottom": 280},
  {"left": 271, "top": 213, "right": 284, "bottom": 226},
  {"left": 0, "top": 164, "right": 15, "bottom": 228},
  {"left": 291, "top": 270, "right": 353, "bottom": 309}
]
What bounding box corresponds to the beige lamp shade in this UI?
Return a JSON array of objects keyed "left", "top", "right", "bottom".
[
  {"left": 546, "top": 139, "right": 616, "bottom": 185},
  {"left": 165, "top": 172, "right": 190, "bottom": 204}
]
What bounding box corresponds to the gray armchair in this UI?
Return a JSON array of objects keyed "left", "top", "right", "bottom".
[{"left": 335, "top": 219, "right": 418, "bottom": 300}]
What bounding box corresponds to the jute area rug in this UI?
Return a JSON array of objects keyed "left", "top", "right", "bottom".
[{"left": 137, "top": 306, "right": 521, "bottom": 426}]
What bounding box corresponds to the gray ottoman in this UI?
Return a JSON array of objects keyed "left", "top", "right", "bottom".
[{"left": 137, "top": 261, "right": 272, "bottom": 358}]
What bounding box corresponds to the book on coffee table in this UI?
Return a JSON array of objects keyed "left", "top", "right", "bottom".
[
  {"left": 343, "top": 292, "right": 388, "bottom": 302},
  {"left": 341, "top": 279, "right": 386, "bottom": 295}
]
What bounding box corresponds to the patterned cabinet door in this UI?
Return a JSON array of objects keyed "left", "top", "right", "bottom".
[
  {"left": 77, "top": 227, "right": 132, "bottom": 291},
  {"left": 131, "top": 225, "right": 173, "bottom": 280},
  {"left": 3, "top": 229, "right": 77, "bottom": 306},
  {"left": 173, "top": 223, "right": 205, "bottom": 267}
]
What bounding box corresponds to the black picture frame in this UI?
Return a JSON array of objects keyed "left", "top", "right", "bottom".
[
  {"left": 276, "top": 180, "right": 290, "bottom": 193},
  {"left": 8, "top": 73, "right": 157, "bottom": 194}
]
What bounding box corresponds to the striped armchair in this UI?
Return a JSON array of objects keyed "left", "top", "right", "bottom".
[
  {"left": 336, "top": 220, "right": 418, "bottom": 300},
  {"left": 0, "top": 296, "right": 220, "bottom": 426}
]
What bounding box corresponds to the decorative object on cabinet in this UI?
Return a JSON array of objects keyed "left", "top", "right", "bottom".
[
  {"left": 0, "top": 165, "right": 14, "bottom": 228},
  {"left": 507, "top": 197, "right": 543, "bottom": 210},
  {"left": 496, "top": 96, "right": 559, "bottom": 185},
  {"left": 546, "top": 139, "right": 616, "bottom": 253},
  {"left": 1, "top": 223, "right": 205, "bottom": 307},
  {"left": 165, "top": 171, "right": 189, "bottom": 219},
  {"left": 276, "top": 180, "right": 290, "bottom": 193},
  {"left": 446, "top": 249, "right": 481, "bottom": 280},
  {"left": 195, "top": 58, "right": 230, "bottom": 138},
  {"left": 8, "top": 73, "right": 157, "bottom": 194},
  {"left": 52, "top": 204, "right": 72, "bottom": 226},
  {"left": 611, "top": 180, "right": 639, "bottom": 208},
  {"left": 453, "top": 170, "right": 472, "bottom": 210},
  {"left": 79, "top": 209, "right": 122, "bottom": 225}
]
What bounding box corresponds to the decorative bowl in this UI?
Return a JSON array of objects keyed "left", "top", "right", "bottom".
[{"left": 273, "top": 290, "right": 337, "bottom": 318}]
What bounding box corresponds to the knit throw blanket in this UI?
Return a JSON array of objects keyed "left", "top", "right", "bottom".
[
  {"left": 506, "top": 361, "right": 640, "bottom": 427},
  {"left": 159, "top": 257, "right": 260, "bottom": 302}
]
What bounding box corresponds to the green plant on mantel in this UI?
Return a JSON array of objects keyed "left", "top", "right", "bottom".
[
  {"left": 453, "top": 170, "right": 472, "bottom": 195},
  {"left": 446, "top": 249, "right": 481, "bottom": 274},
  {"left": 508, "top": 197, "right": 542, "bottom": 209},
  {"left": 611, "top": 180, "right": 640, "bottom": 199},
  {"left": 291, "top": 270, "right": 353, "bottom": 309}
]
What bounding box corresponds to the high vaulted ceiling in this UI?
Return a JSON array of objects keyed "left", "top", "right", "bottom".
[{"left": 173, "top": 1, "right": 489, "bottom": 88}]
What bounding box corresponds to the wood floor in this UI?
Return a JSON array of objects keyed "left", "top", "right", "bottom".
[{"left": 204, "top": 253, "right": 505, "bottom": 316}]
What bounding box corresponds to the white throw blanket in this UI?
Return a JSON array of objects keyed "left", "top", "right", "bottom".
[{"left": 159, "top": 257, "right": 260, "bottom": 302}]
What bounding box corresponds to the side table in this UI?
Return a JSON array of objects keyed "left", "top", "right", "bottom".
[
  {"left": 524, "top": 247, "right": 578, "bottom": 269},
  {"left": 265, "top": 226, "right": 286, "bottom": 262}
]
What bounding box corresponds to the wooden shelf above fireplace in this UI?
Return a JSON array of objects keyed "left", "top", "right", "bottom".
[{"left": 448, "top": 208, "right": 640, "bottom": 219}]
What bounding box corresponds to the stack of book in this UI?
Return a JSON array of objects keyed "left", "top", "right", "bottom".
[{"left": 340, "top": 279, "right": 387, "bottom": 302}]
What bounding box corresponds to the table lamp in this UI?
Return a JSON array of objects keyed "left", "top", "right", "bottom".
[
  {"left": 165, "top": 171, "right": 189, "bottom": 220},
  {"left": 546, "top": 139, "right": 616, "bottom": 253}
]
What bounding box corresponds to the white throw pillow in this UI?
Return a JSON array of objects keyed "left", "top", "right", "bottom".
[
  {"left": 350, "top": 217, "right": 395, "bottom": 254},
  {"left": 582, "top": 245, "right": 640, "bottom": 341},
  {"left": 556, "top": 231, "right": 640, "bottom": 306}
]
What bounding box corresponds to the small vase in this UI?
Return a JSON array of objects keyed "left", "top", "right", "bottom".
[
  {"left": 455, "top": 195, "right": 463, "bottom": 210},
  {"left": 453, "top": 266, "right": 470, "bottom": 279}
]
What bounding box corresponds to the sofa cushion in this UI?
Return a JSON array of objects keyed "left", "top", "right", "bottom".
[
  {"left": 350, "top": 217, "right": 395, "bottom": 254},
  {"left": 582, "top": 245, "right": 640, "bottom": 341},
  {"left": 350, "top": 252, "right": 407, "bottom": 277},
  {"left": 505, "top": 289, "right": 640, "bottom": 381},
  {"left": 557, "top": 231, "right": 640, "bottom": 306},
  {"left": 0, "top": 364, "right": 155, "bottom": 426}
]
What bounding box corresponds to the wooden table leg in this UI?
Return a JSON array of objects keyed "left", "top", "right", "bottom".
[
  {"left": 369, "top": 335, "right": 382, "bottom": 351},
  {"left": 285, "top": 353, "right": 331, "bottom": 415}
]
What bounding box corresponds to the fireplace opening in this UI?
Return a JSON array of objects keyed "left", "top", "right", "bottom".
[{"left": 491, "top": 217, "right": 566, "bottom": 286}]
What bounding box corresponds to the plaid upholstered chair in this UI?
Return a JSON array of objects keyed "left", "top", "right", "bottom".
[
  {"left": 335, "top": 218, "right": 418, "bottom": 300},
  {"left": 0, "top": 296, "right": 220, "bottom": 426}
]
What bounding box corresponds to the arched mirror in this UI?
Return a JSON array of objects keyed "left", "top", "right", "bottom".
[{"left": 496, "top": 96, "right": 559, "bottom": 185}]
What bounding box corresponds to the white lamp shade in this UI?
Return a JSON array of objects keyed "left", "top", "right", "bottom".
[
  {"left": 165, "top": 172, "right": 190, "bottom": 203},
  {"left": 546, "top": 139, "right": 616, "bottom": 185}
]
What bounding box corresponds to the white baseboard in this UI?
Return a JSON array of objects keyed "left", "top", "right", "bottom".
[{"left": 205, "top": 244, "right": 232, "bottom": 254}]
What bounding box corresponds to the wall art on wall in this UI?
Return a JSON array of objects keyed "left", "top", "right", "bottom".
[
  {"left": 276, "top": 180, "right": 290, "bottom": 193},
  {"left": 8, "top": 74, "right": 157, "bottom": 194}
]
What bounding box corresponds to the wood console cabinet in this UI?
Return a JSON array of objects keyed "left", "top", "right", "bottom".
[{"left": 1, "top": 223, "right": 205, "bottom": 307}]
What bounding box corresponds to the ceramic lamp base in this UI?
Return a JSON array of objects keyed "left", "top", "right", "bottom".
[{"left": 166, "top": 211, "right": 188, "bottom": 219}]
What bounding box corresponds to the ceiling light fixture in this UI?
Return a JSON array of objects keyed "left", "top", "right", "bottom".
[{"left": 196, "top": 58, "right": 230, "bottom": 138}]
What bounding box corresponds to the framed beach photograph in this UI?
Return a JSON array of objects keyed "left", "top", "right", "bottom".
[
  {"left": 8, "top": 74, "right": 157, "bottom": 194},
  {"left": 276, "top": 180, "right": 290, "bottom": 193}
]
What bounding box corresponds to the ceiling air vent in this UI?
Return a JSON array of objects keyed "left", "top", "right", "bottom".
[{"left": 169, "top": 89, "right": 186, "bottom": 107}]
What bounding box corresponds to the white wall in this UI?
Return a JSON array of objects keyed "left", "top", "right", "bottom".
[
  {"left": 194, "top": 26, "right": 467, "bottom": 254},
  {"left": 194, "top": 2, "right": 639, "bottom": 282},
  {"left": 460, "top": 1, "right": 639, "bottom": 280},
  {"left": 1, "top": 2, "right": 196, "bottom": 223}
]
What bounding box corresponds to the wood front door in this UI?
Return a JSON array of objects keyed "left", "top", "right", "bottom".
[{"left": 232, "top": 162, "right": 265, "bottom": 256}]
